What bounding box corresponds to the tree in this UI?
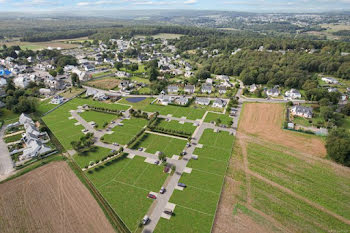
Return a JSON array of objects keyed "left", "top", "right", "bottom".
[
  {"left": 114, "top": 62, "right": 123, "bottom": 71},
  {"left": 195, "top": 69, "right": 211, "bottom": 80},
  {"left": 341, "top": 103, "right": 350, "bottom": 116},
  {"left": 71, "top": 73, "right": 78, "bottom": 87},
  {"left": 49, "top": 70, "right": 57, "bottom": 77},
  {"left": 148, "top": 67, "right": 159, "bottom": 82},
  {"left": 158, "top": 152, "right": 166, "bottom": 162},
  {"left": 326, "top": 129, "right": 350, "bottom": 167},
  {"left": 57, "top": 67, "right": 64, "bottom": 75}
]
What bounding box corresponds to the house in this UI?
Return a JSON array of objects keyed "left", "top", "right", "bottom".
[
  {"left": 13, "top": 75, "right": 31, "bottom": 88},
  {"left": 206, "top": 78, "right": 213, "bottom": 84},
  {"left": 184, "top": 85, "right": 195, "bottom": 94},
  {"left": 285, "top": 89, "right": 302, "bottom": 99},
  {"left": 93, "top": 92, "right": 109, "bottom": 101},
  {"left": 72, "top": 68, "right": 89, "bottom": 81},
  {"left": 83, "top": 64, "right": 95, "bottom": 72},
  {"left": 174, "top": 96, "right": 189, "bottom": 106},
  {"left": 328, "top": 87, "right": 338, "bottom": 93},
  {"left": 184, "top": 71, "right": 193, "bottom": 78},
  {"left": 19, "top": 113, "right": 34, "bottom": 125},
  {"left": 266, "top": 88, "right": 280, "bottom": 97},
  {"left": 201, "top": 84, "right": 212, "bottom": 94},
  {"left": 44, "top": 77, "right": 65, "bottom": 90},
  {"left": 158, "top": 94, "right": 173, "bottom": 105},
  {"left": 116, "top": 71, "right": 131, "bottom": 78},
  {"left": 0, "top": 78, "right": 7, "bottom": 87},
  {"left": 195, "top": 97, "right": 210, "bottom": 106},
  {"left": 249, "top": 84, "right": 257, "bottom": 93},
  {"left": 321, "top": 77, "right": 338, "bottom": 84},
  {"left": 212, "top": 98, "right": 227, "bottom": 108},
  {"left": 216, "top": 75, "right": 230, "bottom": 81},
  {"left": 39, "top": 88, "right": 51, "bottom": 96},
  {"left": 86, "top": 88, "right": 98, "bottom": 97},
  {"left": 290, "top": 105, "right": 313, "bottom": 118},
  {"left": 218, "top": 86, "right": 227, "bottom": 94},
  {"left": 50, "top": 95, "right": 64, "bottom": 105},
  {"left": 167, "top": 85, "right": 179, "bottom": 94},
  {"left": 119, "top": 80, "right": 130, "bottom": 90}
]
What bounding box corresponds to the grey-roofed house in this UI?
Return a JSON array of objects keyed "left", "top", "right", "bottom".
[
  {"left": 195, "top": 97, "right": 210, "bottom": 106},
  {"left": 212, "top": 98, "right": 227, "bottom": 108},
  {"left": 174, "top": 96, "right": 189, "bottom": 106},
  {"left": 184, "top": 85, "right": 195, "bottom": 94},
  {"left": 266, "top": 88, "right": 280, "bottom": 97},
  {"left": 218, "top": 86, "right": 227, "bottom": 94},
  {"left": 201, "top": 84, "right": 212, "bottom": 94},
  {"left": 290, "top": 105, "right": 313, "bottom": 119},
  {"left": 167, "top": 85, "right": 179, "bottom": 94}
]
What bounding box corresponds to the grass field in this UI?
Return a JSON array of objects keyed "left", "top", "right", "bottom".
[
  {"left": 60, "top": 87, "right": 85, "bottom": 99},
  {"left": 204, "top": 112, "right": 232, "bottom": 126},
  {"left": 73, "top": 146, "right": 112, "bottom": 168},
  {"left": 102, "top": 118, "right": 148, "bottom": 145},
  {"left": 131, "top": 76, "right": 150, "bottom": 84},
  {"left": 36, "top": 98, "right": 57, "bottom": 116},
  {"left": 0, "top": 108, "right": 19, "bottom": 124},
  {"left": 118, "top": 97, "right": 154, "bottom": 110},
  {"left": 4, "top": 133, "right": 22, "bottom": 143},
  {"left": 92, "top": 70, "right": 115, "bottom": 78},
  {"left": 154, "top": 118, "right": 197, "bottom": 135},
  {"left": 0, "top": 39, "right": 80, "bottom": 50},
  {"left": 156, "top": 129, "right": 234, "bottom": 233},
  {"left": 86, "top": 155, "right": 169, "bottom": 232},
  {"left": 79, "top": 110, "right": 118, "bottom": 129},
  {"left": 131, "top": 133, "right": 187, "bottom": 157},
  {"left": 247, "top": 142, "right": 350, "bottom": 220},
  {"left": 43, "top": 98, "right": 128, "bottom": 151},
  {"left": 143, "top": 104, "right": 206, "bottom": 120}
]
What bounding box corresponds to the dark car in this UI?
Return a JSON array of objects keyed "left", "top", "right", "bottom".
[
  {"left": 147, "top": 194, "right": 157, "bottom": 199},
  {"left": 160, "top": 187, "right": 166, "bottom": 194},
  {"left": 178, "top": 183, "right": 186, "bottom": 188},
  {"left": 163, "top": 166, "right": 170, "bottom": 173}
]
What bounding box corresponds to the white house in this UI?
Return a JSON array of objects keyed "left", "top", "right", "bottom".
[
  {"left": 116, "top": 71, "right": 131, "bottom": 78},
  {"left": 167, "top": 85, "right": 179, "bottom": 94},
  {"left": 174, "top": 96, "right": 189, "bottom": 106},
  {"left": 184, "top": 85, "right": 195, "bottom": 94},
  {"left": 72, "top": 68, "right": 88, "bottom": 81},
  {"left": 249, "top": 84, "right": 257, "bottom": 93},
  {"left": 212, "top": 98, "right": 227, "bottom": 108},
  {"left": 14, "top": 75, "right": 31, "bottom": 88},
  {"left": 285, "top": 89, "right": 302, "bottom": 99},
  {"left": 158, "top": 94, "right": 173, "bottom": 105},
  {"left": 206, "top": 78, "right": 213, "bottom": 84},
  {"left": 195, "top": 97, "right": 210, "bottom": 106},
  {"left": 266, "top": 88, "right": 280, "bottom": 97},
  {"left": 50, "top": 95, "right": 64, "bottom": 105},
  {"left": 321, "top": 77, "right": 339, "bottom": 84},
  {"left": 290, "top": 105, "right": 313, "bottom": 119},
  {"left": 201, "top": 84, "right": 212, "bottom": 94},
  {"left": 218, "top": 86, "right": 227, "bottom": 94},
  {"left": 0, "top": 78, "right": 7, "bottom": 87}
]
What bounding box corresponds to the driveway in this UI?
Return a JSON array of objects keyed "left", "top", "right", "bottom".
[{"left": 0, "top": 126, "right": 15, "bottom": 180}]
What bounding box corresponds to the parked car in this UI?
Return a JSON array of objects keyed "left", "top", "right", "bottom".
[
  {"left": 154, "top": 160, "right": 160, "bottom": 165},
  {"left": 164, "top": 209, "right": 173, "bottom": 215},
  {"left": 178, "top": 183, "right": 186, "bottom": 188},
  {"left": 160, "top": 187, "right": 166, "bottom": 194},
  {"left": 147, "top": 193, "right": 157, "bottom": 199},
  {"left": 163, "top": 166, "right": 170, "bottom": 173},
  {"left": 138, "top": 147, "right": 144, "bottom": 151},
  {"left": 142, "top": 215, "right": 150, "bottom": 225},
  {"left": 113, "top": 142, "right": 119, "bottom": 146},
  {"left": 180, "top": 151, "right": 187, "bottom": 156}
]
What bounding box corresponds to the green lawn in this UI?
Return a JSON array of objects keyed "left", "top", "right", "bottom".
[
  {"left": 0, "top": 109, "right": 19, "bottom": 124},
  {"left": 131, "top": 76, "right": 150, "bottom": 84},
  {"left": 4, "top": 133, "right": 22, "bottom": 143},
  {"left": 137, "top": 87, "right": 151, "bottom": 94},
  {"left": 158, "top": 129, "right": 235, "bottom": 233},
  {"left": 204, "top": 112, "right": 232, "bottom": 126},
  {"left": 131, "top": 133, "right": 187, "bottom": 157},
  {"left": 102, "top": 118, "right": 148, "bottom": 145},
  {"left": 73, "top": 146, "right": 112, "bottom": 168},
  {"left": 143, "top": 104, "right": 206, "bottom": 120},
  {"left": 86, "top": 155, "right": 168, "bottom": 232},
  {"left": 79, "top": 110, "right": 119, "bottom": 129},
  {"left": 36, "top": 98, "right": 57, "bottom": 116},
  {"left": 247, "top": 143, "right": 350, "bottom": 220},
  {"left": 154, "top": 118, "right": 197, "bottom": 135}
]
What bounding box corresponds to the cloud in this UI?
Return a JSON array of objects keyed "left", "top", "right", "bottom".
[
  {"left": 184, "top": 0, "right": 197, "bottom": 4},
  {"left": 77, "top": 1, "right": 114, "bottom": 6}
]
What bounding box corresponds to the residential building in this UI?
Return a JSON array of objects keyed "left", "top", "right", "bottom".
[
  {"left": 218, "top": 86, "right": 227, "bottom": 94},
  {"left": 201, "top": 84, "right": 212, "bottom": 94},
  {"left": 184, "top": 85, "right": 195, "bottom": 94},
  {"left": 13, "top": 75, "right": 31, "bottom": 88},
  {"left": 174, "top": 96, "right": 189, "bottom": 106},
  {"left": 266, "top": 88, "right": 280, "bottom": 97},
  {"left": 321, "top": 77, "right": 339, "bottom": 84},
  {"left": 285, "top": 89, "right": 302, "bottom": 99},
  {"left": 167, "top": 85, "right": 179, "bottom": 94},
  {"left": 249, "top": 84, "right": 257, "bottom": 93},
  {"left": 212, "top": 98, "right": 227, "bottom": 108},
  {"left": 116, "top": 71, "right": 131, "bottom": 78},
  {"left": 50, "top": 95, "right": 65, "bottom": 105},
  {"left": 290, "top": 105, "right": 313, "bottom": 118},
  {"left": 216, "top": 75, "right": 230, "bottom": 81},
  {"left": 195, "top": 97, "right": 210, "bottom": 106}
]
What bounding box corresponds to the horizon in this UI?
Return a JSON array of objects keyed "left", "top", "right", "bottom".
[{"left": 0, "top": 0, "right": 350, "bottom": 13}]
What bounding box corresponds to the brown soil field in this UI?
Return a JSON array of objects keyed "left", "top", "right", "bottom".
[
  {"left": 0, "top": 161, "right": 114, "bottom": 233},
  {"left": 239, "top": 103, "right": 326, "bottom": 157},
  {"left": 86, "top": 78, "right": 120, "bottom": 90}
]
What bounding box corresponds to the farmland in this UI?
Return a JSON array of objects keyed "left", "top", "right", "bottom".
[
  {"left": 0, "top": 161, "right": 114, "bottom": 233},
  {"left": 213, "top": 102, "right": 350, "bottom": 233},
  {"left": 86, "top": 155, "right": 169, "bottom": 232},
  {"left": 131, "top": 133, "right": 187, "bottom": 157},
  {"left": 155, "top": 129, "right": 235, "bottom": 233},
  {"left": 102, "top": 117, "right": 148, "bottom": 145},
  {"left": 86, "top": 77, "right": 120, "bottom": 90}
]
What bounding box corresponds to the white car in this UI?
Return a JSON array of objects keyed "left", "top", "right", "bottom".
[
  {"left": 160, "top": 187, "right": 166, "bottom": 194},
  {"left": 142, "top": 215, "right": 150, "bottom": 225}
]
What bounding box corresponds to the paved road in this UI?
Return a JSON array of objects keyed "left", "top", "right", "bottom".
[
  {"left": 0, "top": 126, "right": 15, "bottom": 181},
  {"left": 158, "top": 115, "right": 200, "bottom": 124}
]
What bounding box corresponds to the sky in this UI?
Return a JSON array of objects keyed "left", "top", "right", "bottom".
[{"left": 0, "top": 0, "right": 349, "bottom": 13}]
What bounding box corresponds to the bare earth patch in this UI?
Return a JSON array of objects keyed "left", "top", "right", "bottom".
[
  {"left": 239, "top": 103, "right": 326, "bottom": 157},
  {"left": 0, "top": 161, "right": 114, "bottom": 233},
  {"left": 87, "top": 78, "right": 120, "bottom": 90}
]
